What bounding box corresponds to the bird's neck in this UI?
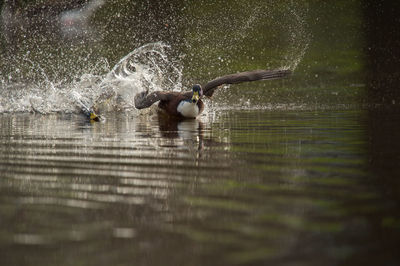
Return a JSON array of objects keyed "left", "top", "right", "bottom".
[{"left": 177, "top": 100, "right": 199, "bottom": 118}]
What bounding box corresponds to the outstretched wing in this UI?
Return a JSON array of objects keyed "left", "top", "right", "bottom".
[
  {"left": 134, "top": 91, "right": 171, "bottom": 109},
  {"left": 202, "top": 69, "right": 291, "bottom": 97}
]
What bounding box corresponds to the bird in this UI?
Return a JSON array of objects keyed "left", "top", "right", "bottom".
[
  {"left": 134, "top": 69, "right": 291, "bottom": 119},
  {"left": 82, "top": 107, "right": 101, "bottom": 122}
]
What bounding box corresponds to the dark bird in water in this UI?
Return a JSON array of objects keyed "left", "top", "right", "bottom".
[
  {"left": 83, "top": 107, "right": 101, "bottom": 122},
  {"left": 133, "top": 69, "right": 291, "bottom": 119}
]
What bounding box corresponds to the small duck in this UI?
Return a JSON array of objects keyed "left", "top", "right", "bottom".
[
  {"left": 84, "top": 108, "right": 102, "bottom": 122},
  {"left": 134, "top": 69, "right": 291, "bottom": 119}
]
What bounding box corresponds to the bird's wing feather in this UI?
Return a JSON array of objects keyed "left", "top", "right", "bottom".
[
  {"left": 202, "top": 69, "right": 291, "bottom": 97},
  {"left": 134, "top": 91, "right": 170, "bottom": 109}
]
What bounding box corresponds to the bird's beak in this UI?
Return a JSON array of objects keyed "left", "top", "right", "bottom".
[
  {"left": 90, "top": 111, "right": 100, "bottom": 122},
  {"left": 192, "top": 91, "right": 200, "bottom": 103}
]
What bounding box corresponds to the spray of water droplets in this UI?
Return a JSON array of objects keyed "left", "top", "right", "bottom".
[
  {"left": 0, "top": 2, "right": 310, "bottom": 115},
  {"left": 0, "top": 42, "right": 182, "bottom": 114},
  {"left": 281, "top": 5, "right": 311, "bottom": 71},
  {"left": 98, "top": 42, "right": 183, "bottom": 111}
]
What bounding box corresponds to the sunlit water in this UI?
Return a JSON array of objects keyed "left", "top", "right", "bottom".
[{"left": 1, "top": 109, "right": 399, "bottom": 266}]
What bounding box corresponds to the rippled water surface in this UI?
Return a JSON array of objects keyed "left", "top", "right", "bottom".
[{"left": 1, "top": 109, "right": 399, "bottom": 266}]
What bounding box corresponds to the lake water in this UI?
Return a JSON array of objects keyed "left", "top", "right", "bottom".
[
  {"left": 1, "top": 1, "right": 400, "bottom": 265},
  {"left": 1, "top": 109, "right": 399, "bottom": 266}
]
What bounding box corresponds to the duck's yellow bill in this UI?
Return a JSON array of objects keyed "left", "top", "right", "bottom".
[
  {"left": 191, "top": 92, "right": 200, "bottom": 103},
  {"left": 90, "top": 112, "right": 100, "bottom": 122}
]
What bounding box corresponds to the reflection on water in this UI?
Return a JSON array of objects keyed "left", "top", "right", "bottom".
[{"left": 1, "top": 110, "right": 399, "bottom": 266}]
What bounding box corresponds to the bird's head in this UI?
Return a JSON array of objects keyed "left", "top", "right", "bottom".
[
  {"left": 191, "top": 84, "right": 203, "bottom": 103},
  {"left": 89, "top": 110, "right": 101, "bottom": 122}
]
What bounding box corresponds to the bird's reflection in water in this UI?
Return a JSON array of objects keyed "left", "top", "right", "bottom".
[{"left": 157, "top": 111, "right": 205, "bottom": 161}]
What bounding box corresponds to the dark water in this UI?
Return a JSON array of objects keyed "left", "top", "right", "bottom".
[
  {"left": 1, "top": 109, "right": 399, "bottom": 266},
  {"left": 1, "top": 1, "right": 400, "bottom": 265}
]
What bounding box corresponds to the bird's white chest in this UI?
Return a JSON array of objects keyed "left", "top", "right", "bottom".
[{"left": 177, "top": 101, "right": 199, "bottom": 118}]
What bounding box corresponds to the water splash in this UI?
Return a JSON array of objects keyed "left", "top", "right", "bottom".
[
  {"left": 281, "top": 4, "right": 311, "bottom": 71},
  {"left": 97, "top": 42, "right": 183, "bottom": 111},
  {"left": 177, "top": 0, "right": 311, "bottom": 96},
  {"left": 0, "top": 1, "right": 310, "bottom": 115},
  {"left": 0, "top": 57, "right": 109, "bottom": 114},
  {"left": 0, "top": 42, "right": 182, "bottom": 114}
]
